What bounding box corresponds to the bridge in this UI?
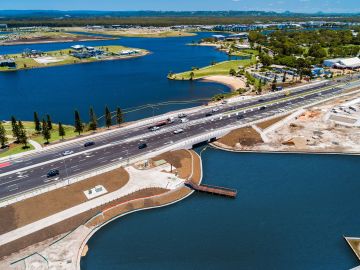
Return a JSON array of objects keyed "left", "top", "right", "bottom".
[{"left": 0, "top": 75, "right": 360, "bottom": 206}]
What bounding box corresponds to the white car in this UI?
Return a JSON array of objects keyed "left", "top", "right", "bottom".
[
  {"left": 173, "top": 129, "right": 184, "bottom": 134},
  {"left": 150, "top": 126, "right": 160, "bottom": 131},
  {"left": 212, "top": 107, "right": 220, "bottom": 112},
  {"left": 62, "top": 150, "right": 74, "bottom": 156},
  {"left": 180, "top": 118, "right": 189, "bottom": 123}
]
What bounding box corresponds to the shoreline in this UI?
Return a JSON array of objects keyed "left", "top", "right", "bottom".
[
  {"left": 0, "top": 37, "right": 116, "bottom": 46},
  {"left": 201, "top": 75, "right": 246, "bottom": 91},
  {"left": 76, "top": 150, "right": 203, "bottom": 269}
]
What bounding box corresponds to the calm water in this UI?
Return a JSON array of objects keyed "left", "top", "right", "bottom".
[
  {"left": 0, "top": 32, "right": 232, "bottom": 124},
  {"left": 81, "top": 149, "right": 360, "bottom": 270}
]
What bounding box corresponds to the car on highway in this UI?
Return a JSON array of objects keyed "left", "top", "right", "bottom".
[
  {"left": 150, "top": 126, "right": 160, "bottom": 131},
  {"left": 180, "top": 118, "right": 189, "bottom": 123},
  {"left": 205, "top": 112, "right": 213, "bottom": 117},
  {"left": 237, "top": 115, "right": 244, "bottom": 119},
  {"left": 260, "top": 106, "right": 267, "bottom": 110},
  {"left": 212, "top": 107, "right": 220, "bottom": 112},
  {"left": 258, "top": 99, "right": 265, "bottom": 102},
  {"left": 138, "top": 143, "right": 147, "bottom": 149},
  {"left": 178, "top": 113, "right": 187, "bottom": 118},
  {"left": 173, "top": 128, "right": 184, "bottom": 134},
  {"left": 47, "top": 169, "right": 59, "bottom": 178},
  {"left": 62, "top": 150, "right": 74, "bottom": 156},
  {"left": 84, "top": 141, "right": 95, "bottom": 147}
]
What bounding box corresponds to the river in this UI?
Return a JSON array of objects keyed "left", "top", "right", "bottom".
[
  {"left": 0, "top": 32, "right": 232, "bottom": 124},
  {"left": 81, "top": 148, "right": 360, "bottom": 270}
]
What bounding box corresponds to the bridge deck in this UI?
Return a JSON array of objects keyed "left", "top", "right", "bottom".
[{"left": 185, "top": 181, "right": 237, "bottom": 198}]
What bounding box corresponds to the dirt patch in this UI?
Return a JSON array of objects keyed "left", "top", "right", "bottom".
[
  {"left": 217, "top": 127, "right": 263, "bottom": 148},
  {"left": 0, "top": 188, "right": 166, "bottom": 259},
  {"left": 152, "top": 149, "right": 192, "bottom": 179},
  {"left": 257, "top": 114, "right": 289, "bottom": 130},
  {"left": 0, "top": 167, "right": 129, "bottom": 234}
]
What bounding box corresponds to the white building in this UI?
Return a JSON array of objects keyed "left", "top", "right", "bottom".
[{"left": 323, "top": 57, "right": 360, "bottom": 69}]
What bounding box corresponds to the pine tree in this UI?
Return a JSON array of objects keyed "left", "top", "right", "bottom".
[
  {"left": 89, "top": 107, "right": 97, "bottom": 131},
  {"left": 46, "top": 114, "right": 53, "bottom": 130},
  {"left": 33, "top": 112, "right": 41, "bottom": 133},
  {"left": 42, "top": 119, "right": 51, "bottom": 144},
  {"left": 58, "top": 122, "right": 65, "bottom": 140},
  {"left": 74, "top": 110, "right": 83, "bottom": 135},
  {"left": 116, "top": 107, "right": 124, "bottom": 126},
  {"left": 11, "top": 116, "right": 20, "bottom": 143},
  {"left": 0, "top": 122, "right": 8, "bottom": 148},
  {"left": 105, "top": 106, "right": 112, "bottom": 128},
  {"left": 17, "top": 120, "right": 28, "bottom": 148}
]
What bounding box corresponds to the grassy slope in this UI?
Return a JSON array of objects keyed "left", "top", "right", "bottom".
[
  {"left": 0, "top": 121, "right": 89, "bottom": 158},
  {"left": 171, "top": 57, "right": 256, "bottom": 80}
]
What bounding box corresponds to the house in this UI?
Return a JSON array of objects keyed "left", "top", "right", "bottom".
[
  {"left": 234, "top": 44, "right": 251, "bottom": 50},
  {"left": 226, "top": 33, "right": 249, "bottom": 41},
  {"left": 212, "top": 34, "right": 225, "bottom": 41},
  {"left": 0, "top": 24, "right": 7, "bottom": 29},
  {"left": 311, "top": 67, "right": 325, "bottom": 77}
]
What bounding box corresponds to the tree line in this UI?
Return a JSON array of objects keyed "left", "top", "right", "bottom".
[{"left": 0, "top": 106, "right": 124, "bottom": 150}]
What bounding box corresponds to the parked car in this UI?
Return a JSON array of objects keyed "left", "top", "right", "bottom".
[
  {"left": 178, "top": 113, "right": 187, "bottom": 118},
  {"left": 47, "top": 169, "right": 59, "bottom": 178},
  {"left": 180, "top": 118, "right": 189, "bottom": 123},
  {"left": 84, "top": 141, "right": 95, "bottom": 147},
  {"left": 138, "top": 143, "right": 147, "bottom": 149}
]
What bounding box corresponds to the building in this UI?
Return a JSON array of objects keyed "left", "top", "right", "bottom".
[
  {"left": 212, "top": 34, "right": 225, "bottom": 40},
  {"left": 311, "top": 67, "right": 325, "bottom": 77},
  {"left": 323, "top": 57, "right": 360, "bottom": 69},
  {"left": 0, "top": 24, "right": 8, "bottom": 29},
  {"left": 71, "top": 45, "right": 85, "bottom": 51},
  {"left": 234, "top": 44, "right": 251, "bottom": 50}
]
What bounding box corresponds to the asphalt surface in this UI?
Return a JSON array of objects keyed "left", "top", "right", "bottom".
[{"left": 0, "top": 75, "right": 359, "bottom": 200}]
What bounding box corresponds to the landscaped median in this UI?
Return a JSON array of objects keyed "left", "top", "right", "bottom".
[
  {"left": 0, "top": 45, "right": 149, "bottom": 72},
  {"left": 0, "top": 149, "right": 202, "bottom": 269}
]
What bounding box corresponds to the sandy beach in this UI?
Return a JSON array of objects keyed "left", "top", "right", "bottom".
[{"left": 202, "top": 75, "right": 246, "bottom": 90}]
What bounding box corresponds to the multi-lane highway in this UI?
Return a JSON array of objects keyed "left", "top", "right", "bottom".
[{"left": 0, "top": 75, "right": 359, "bottom": 200}]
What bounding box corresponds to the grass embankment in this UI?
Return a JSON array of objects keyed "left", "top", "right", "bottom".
[
  {"left": 0, "top": 45, "right": 147, "bottom": 72},
  {"left": 0, "top": 121, "right": 83, "bottom": 158},
  {"left": 169, "top": 57, "right": 256, "bottom": 80}
]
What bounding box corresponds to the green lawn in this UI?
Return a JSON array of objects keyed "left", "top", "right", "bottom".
[
  {"left": 170, "top": 57, "right": 256, "bottom": 80},
  {"left": 0, "top": 121, "right": 89, "bottom": 158},
  {"left": 0, "top": 144, "right": 34, "bottom": 158}
]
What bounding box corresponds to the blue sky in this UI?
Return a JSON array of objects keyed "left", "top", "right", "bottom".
[{"left": 0, "top": 0, "right": 359, "bottom": 13}]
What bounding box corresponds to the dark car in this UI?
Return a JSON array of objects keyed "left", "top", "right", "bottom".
[
  {"left": 205, "top": 113, "right": 213, "bottom": 117},
  {"left": 138, "top": 143, "right": 147, "bottom": 149},
  {"left": 260, "top": 106, "right": 266, "bottom": 110},
  {"left": 258, "top": 99, "right": 265, "bottom": 102},
  {"left": 47, "top": 169, "right": 59, "bottom": 178},
  {"left": 237, "top": 115, "right": 244, "bottom": 119},
  {"left": 84, "top": 141, "right": 95, "bottom": 147}
]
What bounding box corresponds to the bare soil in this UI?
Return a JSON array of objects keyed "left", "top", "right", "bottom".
[
  {"left": 257, "top": 114, "right": 289, "bottom": 130},
  {"left": 217, "top": 127, "right": 263, "bottom": 147},
  {"left": 0, "top": 168, "right": 129, "bottom": 234}
]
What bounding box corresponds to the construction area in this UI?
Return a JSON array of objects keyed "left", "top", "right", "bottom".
[{"left": 213, "top": 90, "right": 360, "bottom": 154}]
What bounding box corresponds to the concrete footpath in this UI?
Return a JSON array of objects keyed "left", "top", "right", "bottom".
[{"left": 0, "top": 165, "right": 184, "bottom": 247}]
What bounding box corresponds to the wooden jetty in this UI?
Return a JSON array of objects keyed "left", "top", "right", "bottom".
[{"left": 185, "top": 181, "right": 237, "bottom": 198}]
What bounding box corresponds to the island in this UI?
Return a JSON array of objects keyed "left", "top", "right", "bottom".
[{"left": 0, "top": 45, "right": 149, "bottom": 71}]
